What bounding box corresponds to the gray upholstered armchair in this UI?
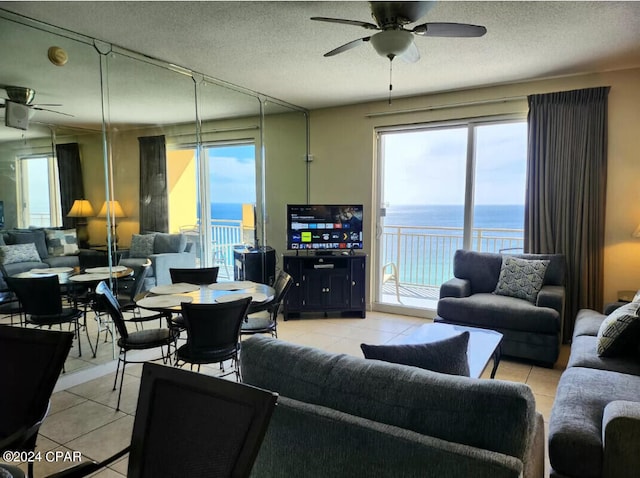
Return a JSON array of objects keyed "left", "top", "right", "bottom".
[{"left": 435, "top": 249, "right": 566, "bottom": 366}]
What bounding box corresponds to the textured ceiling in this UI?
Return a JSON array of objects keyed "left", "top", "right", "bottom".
[{"left": 1, "top": 1, "right": 640, "bottom": 111}]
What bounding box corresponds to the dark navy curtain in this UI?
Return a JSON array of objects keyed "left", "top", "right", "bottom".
[
  {"left": 56, "top": 142, "right": 84, "bottom": 229},
  {"left": 138, "top": 135, "right": 168, "bottom": 233},
  {"left": 524, "top": 86, "right": 610, "bottom": 341}
]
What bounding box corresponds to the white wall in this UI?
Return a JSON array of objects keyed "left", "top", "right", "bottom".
[{"left": 309, "top": 67, "right": 640, "bottom": 308}]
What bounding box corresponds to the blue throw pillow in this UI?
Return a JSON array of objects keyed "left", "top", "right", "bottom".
[
  {"left": 360, "top": 332, "right": 470, "bottom": 376},
  {"left": 130, "top": 234, "right": 156, "bottom": 258}
]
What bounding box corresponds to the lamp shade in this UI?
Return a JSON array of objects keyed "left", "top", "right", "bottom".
[
  {"left": 98, "top": 200, "right": 126, "bottom": 218},
  {"left": 67, "top": 199, "right": 95, "bottom": 218}
]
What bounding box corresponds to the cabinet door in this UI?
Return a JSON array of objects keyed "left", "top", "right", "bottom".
[
  {"left": 325, "top": 270, "right": 350, "bottom": 309},
  {"left": 283, "top": 257, "right": 302, "bottom": 310},
  {"left": 349, "top": 256, "right": 366, "bottom": 315},
  {"left": 303, "top": 270, "right": 326, "bottom": 309}
]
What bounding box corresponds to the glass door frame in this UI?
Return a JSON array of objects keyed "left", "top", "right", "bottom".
[{"left": 373, "top": 114, "right": 526, "bottom": 315}]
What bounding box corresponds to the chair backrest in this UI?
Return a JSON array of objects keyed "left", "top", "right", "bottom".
[
  {"left": 95, "top": 280, "right": 130, "bottom": 339},
  {"left": 170, "top": 267, "right": 219, "bottom": 285},
  {"left": 0, "top": 325, "right": 73, "bottom": 449},
  {"left": 181, "top": 298, "right": 251, "bottom": 354},
  {"left": 6, "top": 275, "right": 63, "bottom": 316},
  {"left": 129, "top": 261, "right": 152, "bottom": 300},
  {"left": 269, "top": 271, "right": 293, "bottom": 318},
  {"left": 128, "top": 362, "right": 278, "bottom": 478}
]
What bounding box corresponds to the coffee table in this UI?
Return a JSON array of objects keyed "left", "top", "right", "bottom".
[{"left": 397, "top": 323, "right": 503, "bottom": 379}]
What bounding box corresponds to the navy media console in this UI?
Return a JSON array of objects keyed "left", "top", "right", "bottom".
[{"left": 282, "top": 252, "right": 366, "bottom": 320}]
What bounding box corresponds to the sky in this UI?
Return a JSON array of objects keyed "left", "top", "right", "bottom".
[
  {"left": 383, "top": 121, "right": 527, "bottom": 206},
  {"left": 208, "top": 144, "right": 256, "bottom": 204}
]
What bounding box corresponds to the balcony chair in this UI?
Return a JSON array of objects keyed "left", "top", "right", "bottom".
[
  {"left": 46, "top": 362, "right": 277, "bottom": 478},
  {"left": 6, "top": 275, "right": 93, "bottom": 358},
  {"left": 381, "top": 262, "right": 402, "bottom": 304},
  {"left": 241, "top": 270, "right": 293, "bottom": 339},
  {"left": 94, "top": 281, "right": 178, "bottom": 411},
  {"left": 0, "top": 325, "right": 73, "bottom": 478},
  {"left": 176, "top": 298, "right": 252, "bottom": 379}
]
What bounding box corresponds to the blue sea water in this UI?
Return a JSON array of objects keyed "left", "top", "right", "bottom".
[{"left": 384, "top": 204, "right": 524, "bottom": 230}]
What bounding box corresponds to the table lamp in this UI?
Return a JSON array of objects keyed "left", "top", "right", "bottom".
[
  {"left": 67, "top": 199, "right": 95, "bottom": 248},
  {"left": 98, "top": 200, "right": 126, "bottom": 245}
]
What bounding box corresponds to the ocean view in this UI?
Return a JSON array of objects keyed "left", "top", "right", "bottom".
[{"left": 384, "top": 204, "right": 524, "bottom": 230}]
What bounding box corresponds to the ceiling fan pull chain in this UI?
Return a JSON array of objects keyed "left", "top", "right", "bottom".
[{"left": 388, "top": 59, "right": 393, "bottom": 105}]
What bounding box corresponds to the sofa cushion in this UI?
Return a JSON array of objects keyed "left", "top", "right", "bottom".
[
  {"left": 8, "top": 229, "right": 48, "bottom": 259},
  {"left": 453, "top": 250, "right": 503, "bottom": 294},
  {"left": 154, "top": 233, "right": 187, "bottom": 254},
  {"left": 45, "top": 255, "right": 80, "bottom": 268},
  {"left": 437, "top": 293, "right": 560, "bottom": 334},
  {"left": 567, "top": 335, "right": 640, "bottom": 375},
  {"left": 130, "top": 234, "right": 156, "bottom": 258},
  {"left": 493, "top": 256, "right": 549, "bottom": 304},
  {"left": 241, "top": 335, "right": 537, "bottom": 461},
  {"left": 360, "top": 332, "right": 470, "bottom": 376},
  {"left": 596, "top": 302, "right": 640, "bottom": 357},
  {"left": 549, "top": 367, "right": 640, "bottom": 478},
  {"left": 0, "top": 234, "right": 5, "bottom": 246},
  {"left": 44, "top": 229, "right": 79, "bottom": 256},
  {"left": 0, "top": 243, "right": 41, "bottom": 265}
]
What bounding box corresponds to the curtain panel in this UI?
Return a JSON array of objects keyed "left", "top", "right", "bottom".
[
  {"left": 138, "top": 135, "right": 168, "bottom": 233},
  {"left": 56, "top": 142, "right": 85, "bottom": 230},
  {"left": 524, "top": 86, "right": 610, "bottom": 341}
]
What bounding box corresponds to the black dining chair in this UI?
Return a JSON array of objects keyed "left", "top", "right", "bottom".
[
  {"left": 94, "top": 281, "right": 178, "bottom": 411},
  {"left": 46, "top": 362, "right": 278, "bottom": 478},
  {"left": 0, "top": 325, "right": 73, "bottom": 478},
  {"left": 168, "top": 266, "right": 220, "bottom": 333},
  {"left": 169, "top": 266, "right": 219, "bottom": 285},
  {"left": 176, "top": 297, "right": 252, "bottom": 379},
  {"left": 241, "top": 270, "right": 293, "bottom": 339},
  {"left": 6, "top": 275, "right": 92, "bottom": 357}
]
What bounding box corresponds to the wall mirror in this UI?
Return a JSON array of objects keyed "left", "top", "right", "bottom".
[{"left": 0, "top": 10, "right": 309, "bottom": 378}]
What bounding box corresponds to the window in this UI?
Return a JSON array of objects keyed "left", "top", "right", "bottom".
[
  {"left": 377, "top": 118, "right": 527, "bottom": 309},
  {"left": 16, "top": 155, "right": 62, "bottom": 228}
]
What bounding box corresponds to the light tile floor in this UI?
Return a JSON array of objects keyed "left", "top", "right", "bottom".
[{"left": 2, "top": 310, "right": 568, "bottom": 477}]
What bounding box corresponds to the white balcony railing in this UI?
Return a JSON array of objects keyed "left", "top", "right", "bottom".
[{"left": 381, "top": 225, "right": 524, "bottom": 288}]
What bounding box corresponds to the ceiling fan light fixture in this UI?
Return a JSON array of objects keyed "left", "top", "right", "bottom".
[{"left": 370, "top": 30, "right": 413, "bottom": 59}]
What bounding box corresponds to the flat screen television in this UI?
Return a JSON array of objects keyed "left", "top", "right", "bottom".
[{"left": 287, "top": 204, "right": 363, "bottom": 251}]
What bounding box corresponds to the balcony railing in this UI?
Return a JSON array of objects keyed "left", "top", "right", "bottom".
[{"left": 381, "top": 225, "right": 524, "bottom": 288}]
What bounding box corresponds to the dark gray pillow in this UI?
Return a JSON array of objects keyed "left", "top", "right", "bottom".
[
  {"left": 130, "top": 234, "right": 156, "bottom": 258},
  {"left": 154, "top": 233, "right": 187, "bottom": 254},
  {"left": 493, "top": 256, "right": 549, "bottom": 303},
  {"left": 360, "top": 332, "right": 470, "bottom": 376},
  {"left": 8, "top": 229, "right": 48, "bottom": 259}
]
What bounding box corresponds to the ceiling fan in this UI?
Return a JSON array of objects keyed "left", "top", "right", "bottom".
[
  {"left": 0, "top": 85, "right": 72, "bottom": 130},
  {"left": 311, "top": 1, "right": 487, "bottom": 63}
]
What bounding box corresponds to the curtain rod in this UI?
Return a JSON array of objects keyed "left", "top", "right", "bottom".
[
  {"left": 365, "top": 95, "right": 527, "bottom": 118},
  {"left": 171, "top": 125, "right": 260, "bottom": 137}
]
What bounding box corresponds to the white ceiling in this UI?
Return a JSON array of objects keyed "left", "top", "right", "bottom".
[{"left": 1, "top": 1, "right": 640, "bottom": 111}]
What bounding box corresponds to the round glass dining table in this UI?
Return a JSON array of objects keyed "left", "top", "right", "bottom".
[{"left": 135, "top": 280, "right": 275, "bottom": 314}]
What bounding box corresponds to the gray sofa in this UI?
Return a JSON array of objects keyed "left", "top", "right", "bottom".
[
  {"left": 548, "top": 306, "right": 640, "bottom": 478},
  {"left": 0, "top": 228, "right": 81, "bottom": 290},
  {"left": 118, "top": 233, "right": 195, "bottom": 287},
  {"left": 241, "top": 335, "right": 545, "bottom": 478},
  {"left": 435, "top": 249, "right": 566, "bottom": 366}
]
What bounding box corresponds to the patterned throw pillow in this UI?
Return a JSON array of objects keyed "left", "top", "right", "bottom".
[
  {"left": 360, "top": 332, "right": 471, "bottom": 376},
  {"left": 493, "top": 256, "right": 550, "bottom": 303},
  {"left": 45, "top": 229, "right": 79, "bottom": 256},
  {"left": 0, "top": 243, "right": 41, "bottom": 265},
  {"left": 130, "top": 234, "right": 156, "bottom": 258},
  {"left": 597, "top": 302, "right": 640, "bottom": 357}
]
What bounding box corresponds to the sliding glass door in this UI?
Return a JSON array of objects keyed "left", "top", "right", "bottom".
[{"left": 376, "top": 118, "right": 526, "bottom": 312}]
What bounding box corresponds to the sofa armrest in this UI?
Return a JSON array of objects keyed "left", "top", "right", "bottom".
[
  {"left": 604, "top": 302, "right": 626, "bottom": 315},
  {"left": 149, "top": 251, "right": 196, "bottom": 286},
  {"left": 439, "top": 278, "right": 471, "bottom": 299},
  {"left": 602, "top": 400, "right": 640, "bottom": 478},
  {"left": 536, "top": 285, "right": 565, "bottom": 315}
]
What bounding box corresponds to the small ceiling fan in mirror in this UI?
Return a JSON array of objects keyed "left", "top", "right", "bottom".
[{"left": 0, "top": 85, "right": 72, "bottom": 130}]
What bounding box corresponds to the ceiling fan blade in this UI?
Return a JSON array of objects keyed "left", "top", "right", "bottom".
[
  {"left": 324, "top": 37, "right": 371, "bottom": 57},
  {"left": 32, "top": 106, "right": 74, "bottom": 117},
  {"left": 399, "top": 41, "right": 420, "bottom": 63},
  {"left": 412, "top": 22, "right": 487, "bottom": 38},
  {"left": 311, "top": 17, "right": 379, "bottom": 30}
]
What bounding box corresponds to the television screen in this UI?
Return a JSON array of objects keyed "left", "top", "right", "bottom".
[{"left": 287, "top": 204, "right": 363, "bottom": 251}]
